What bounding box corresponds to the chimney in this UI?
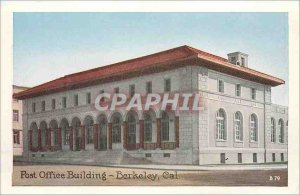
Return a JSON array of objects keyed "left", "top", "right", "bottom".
[{"left": 227, "top": 52, "right": 248, "bottom": 67}]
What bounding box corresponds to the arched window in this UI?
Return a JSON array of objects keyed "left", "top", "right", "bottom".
[
  {"left": 216, "top": 109, "right": 226, "bottom": 140},
  {"left": 144, "top": 113, "right": 152, "bottom": 142},
  {"left": 250, "top": 114, "right": 258, "bottom": 142},
  {"left": 279, "top": 119, "right": 284, "bottom": 143},
  {"left": 112, "top": 115, "right": 121, "bottom": 143},
  {"left": 234, "top": 112, "right": 243, "bottom": 141},
  {"left": 271, "top": 118, "right": 276, "bottom": 143},
  {"left": 161, "top": 112, "right": 169, "bottom": 141},
  {"left": 128, "top": 113, "right": 137, "bottom": 144}
]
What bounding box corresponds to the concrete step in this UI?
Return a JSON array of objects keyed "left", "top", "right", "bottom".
[{"left": 30, "top": 150, "right": 125, "bottom": 165}]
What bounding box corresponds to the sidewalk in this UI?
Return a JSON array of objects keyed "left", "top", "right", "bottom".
[{"left": 110, "top": 163, "right": 288, "bottom": 171}]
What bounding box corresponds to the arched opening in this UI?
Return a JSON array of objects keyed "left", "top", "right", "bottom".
[
  {"left": 84, "top": 115, "right": 94, "bottom": 149},
  {"left": 60, "top": 118, "right": 70, "bottom": 149},
  {"left": 30, "top": 122, "right": 38, "bottom": 149},
  {"left": 216, "top": 109, "right": 226, "bottom": 140},
  {"left": 49, "top": 120, "right": 59, "bottom": 147},
  {"left": 71, "top": 117, "right": 81, "bottom": 151},
  {"left": 40, "top": 121, "right": 47, "bottom": 149},
  {"left": 250, "top": 114, "right": 258, "bottom": 142},
  {"left": 97, "top": 114, "right": 108, "bottom": 150},
  {"left": 234, "top": 111, "right": 243, "bottom": 141}
]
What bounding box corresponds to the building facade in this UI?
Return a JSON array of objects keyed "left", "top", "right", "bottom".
[
  {"left": 13, "top": 85, "right": 29, "bottom": 156},
  {"left": 14, "top": 46, "right": 288, "bottom": 165}
]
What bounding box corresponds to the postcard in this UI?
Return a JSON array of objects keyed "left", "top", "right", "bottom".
[{"left": 1, "top": 1, "right": 299, "bottom": 194}]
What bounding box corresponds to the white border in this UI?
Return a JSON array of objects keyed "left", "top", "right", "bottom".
[{"left": 1, "top": 1, "right": 299, "bottom": 194}]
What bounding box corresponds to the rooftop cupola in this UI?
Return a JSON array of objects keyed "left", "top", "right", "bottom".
[{"left": 227, "top": 52, "right": 248, "bottom": 67}]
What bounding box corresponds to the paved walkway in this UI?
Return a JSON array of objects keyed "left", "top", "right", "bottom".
[{"left": 110, "top": 163, "right": 287, "bottom": 171}]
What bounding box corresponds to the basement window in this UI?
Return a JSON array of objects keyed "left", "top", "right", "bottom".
[
  {"left": 163, "top": 153, "right": 170, "bottom": 158},
  {"left": 145, "top": 153, "right": 152, "bottom": 158}
]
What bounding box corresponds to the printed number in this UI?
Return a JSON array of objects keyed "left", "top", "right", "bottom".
[{"left": 269, "top": 176, "right": 280, "bottom": 181}]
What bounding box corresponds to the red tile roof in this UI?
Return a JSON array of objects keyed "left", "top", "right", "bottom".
[{"left": 14, "top": 45, "right": 285, "bottom": 99}]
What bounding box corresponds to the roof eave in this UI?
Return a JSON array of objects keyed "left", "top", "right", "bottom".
[{"left": 196, "top": 54, "right": 285, "bottom": 87}]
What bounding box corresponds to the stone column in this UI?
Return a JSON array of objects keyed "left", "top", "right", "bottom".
[
  {"left": 69, "top": 127, "right": 73, "bottom": 151},
  {"left": 139, "top": 120, "right": 144, "bottom": 149},
  {"left": 28, "top": 130, "right": 33, "bottom": 151},
  {"left": 94, "top": 124, "right": 99, "bottom": 150},
  {"left": 81, "top": 126, "right": 85, "bottom": 150},
  {"left": 175, "top": 116, "right": 180, "bottom": 148},
  {"left": 58, "top": 128, "right": 62, "bottom": 150},
  {"left": 156, "top": 118, "right": 161, "bottom": 148},
  {"left": 47, "top": 128, "right": 51, "bottom": 151},
  {"left": 108, "top": 123, "right": 112, "bottom": 149},
  {"left": 123, "top": 122, "right": 128, "bottom": 150},
  {"left": 38, "top": 129, "right": 42, "bottom": 151}
]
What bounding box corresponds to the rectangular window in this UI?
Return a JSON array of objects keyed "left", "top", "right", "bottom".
[
  {"left": 41, "top": 101, "right": 46, "bottom": 111},
  {"left": 230, "top": 56, "right": 236, "bottom": 64},
  {"left": 220, "top": 153, "right": 226, "bottom": 164},
  {"left": 164, "top": 78, "right": 171, "bottom": 92},
  {"left": 163, "top": 153, "right": 170, "bottom": 158},
  {"left": 218, "top": 80, "right": 224, "bottom": 93},
  {"left": 281, "top": 153, "right": 284, "bottom": 162},
  {"left": 32, "top": 103, "right": 36, "bottom": 113},
  {"left": 74, "top": 94, "right": 78, "bottom": 106},
  {"left": 241, "top": 57, "right": 245, "bottom": 66},
  {"left": 62, "top": 97, "right": 67, "bottom": 108},
  {"left": 236, "top": 84, "right": 241, "bottom": 97},
  {"left": 146, "top": 81, "right": 152, "bottom": 94},
  {"left": 251, "top": 88, "right": 256, "bottom": 100},
  {"left": 13, "top": 130, "right": 20, "bottom": 144},
  {"left": 272, "top": 153, "right": 276, "bottom": 162},
  {"left": 253, "top": 153, "right": 257, "bottom": 163},
  {"left": 129, "top": 84, "right": 135, "bottom": 97},
  {"left": 238, "top": 153, "right": 242, "bottom": 163},
  {"left": 13, "top": 110, "right": 19, "bottom": 122},
  {"left": 86, "top": 92, "right": 91, "bottom": 104},
  {"left": 145, "top": 153, "right": 152, "bottom": 158},
  {"left": 51, "top": 99, "right": 56, "bottom": 110}
]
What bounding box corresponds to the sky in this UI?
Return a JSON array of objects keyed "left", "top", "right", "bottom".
[{"left": 13, "top": 12, "right": 288, "bottom": 106}]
